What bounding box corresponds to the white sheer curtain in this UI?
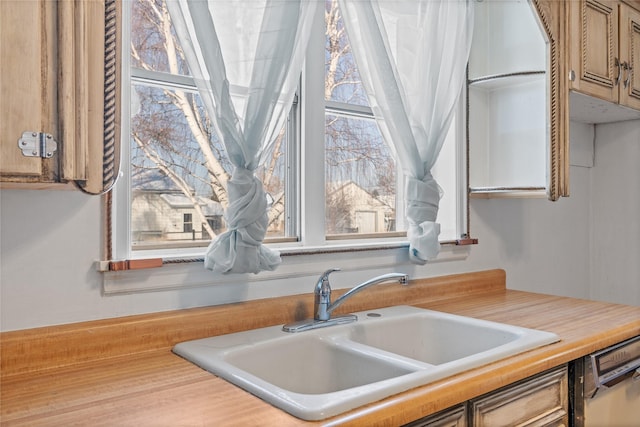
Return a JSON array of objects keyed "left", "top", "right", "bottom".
[
  {"left": 167, "top": 0, "right": 319, "bottom": 274},
  {"left": 338, "top": 0, "right": 474, "bottom": 263}
]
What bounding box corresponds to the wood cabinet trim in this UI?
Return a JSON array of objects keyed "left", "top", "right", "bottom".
[
  {"left": 621, "top": 0, "right": 640, "bottom": 11},
  {"left": 58, "top": 0, "right": 121, "bottom": 194},
  {"left": 533, "top": 0, "right": 570, "bottom": 200}
]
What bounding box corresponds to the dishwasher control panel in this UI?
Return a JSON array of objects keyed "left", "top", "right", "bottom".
[{"left": 590, "top": 335, "right": 640, "bottom": 390}]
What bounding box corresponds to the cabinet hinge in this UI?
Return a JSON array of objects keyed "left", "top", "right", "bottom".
[{"left": 18, "top": 131, "right": 57, "bottom": 158}]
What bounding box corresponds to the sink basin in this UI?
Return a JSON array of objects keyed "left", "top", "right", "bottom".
[
  {"left": 347, "top": 307, "right": 540, "bottom": 365},
  {"left": 173, "top": 305, "right": 559, "bottom": 420},
  {"left": 227, "top": 335, "right": 416, "bottom": 394}
]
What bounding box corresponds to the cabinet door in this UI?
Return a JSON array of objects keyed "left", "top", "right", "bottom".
[
  {"left": 619, "top": 3, "right": 640, "bottom": 109},
  {"left": 470, "top": 366, "right": 568, "bottom": 427},
  {"left": 0, "top": 0, "right": 59, "bottom": 183},
  {"left": 0, "top": 0, "right": 121, "bottom": 193},
  {"left": 404, "top": 404, "right": 467, "bottom": 427},
  {"left": 570, "top": 0, "right": 620, "bottom": 103}
]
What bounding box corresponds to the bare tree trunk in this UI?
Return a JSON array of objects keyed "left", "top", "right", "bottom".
[{"left": 132, "top": 0, "right": 231, "bottom": 208}]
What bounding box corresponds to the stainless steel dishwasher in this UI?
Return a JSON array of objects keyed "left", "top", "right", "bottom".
[{"left": 572, "top": 335, "right": 640, "bottom": 427}]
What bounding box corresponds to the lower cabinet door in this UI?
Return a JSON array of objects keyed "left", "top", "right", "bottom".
[
  {"left": 470, "top": 366, "right": 568, "bottom": 427},
  {"left": 404, "top": 404, "right": 467, "bottom": 427},
  {"left": 403, "top": 366, "right": 568, "bottom": 427}
]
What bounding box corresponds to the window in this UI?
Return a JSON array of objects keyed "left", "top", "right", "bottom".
[
  {"left": 183, "top": 213, "right": 193, "bottom": 234},
  {"left": 112, "top": 0, "right": 468, "bottom": 273},
  {"left": 324, "top": 0, "right": 399, "bottom": 238}
]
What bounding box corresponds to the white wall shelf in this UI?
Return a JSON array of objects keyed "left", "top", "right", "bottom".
[{"left": 468, "top": 0, "right": 550, "bottom": 197}]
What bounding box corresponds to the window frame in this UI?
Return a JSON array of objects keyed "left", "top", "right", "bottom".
[{"left": 104, "top": 1, "right": 471, "bottom": 294}]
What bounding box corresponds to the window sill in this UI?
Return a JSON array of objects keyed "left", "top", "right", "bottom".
[{"left": 101, "top": 243, "right": 470, "bottom": 295}]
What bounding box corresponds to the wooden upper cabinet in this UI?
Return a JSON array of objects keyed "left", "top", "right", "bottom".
[
  {"left": 569, "top": 0, "right": 619, "bottom": 101},
  {"left": 619, "top": 2, "right": 640, "bottom": 110},
  {"left": 569, "top": 0, "right": 640, "bottom": 111},
  {"left": 0, "top": 1, "right": 58, "bottom": 182},
  {"left": 0, "top": 0, "right": 120, "bottom": 193}
]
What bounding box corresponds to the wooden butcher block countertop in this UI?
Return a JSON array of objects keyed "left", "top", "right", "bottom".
[{"left": 2, "top": 269, "right": 639, "bottom": 426}]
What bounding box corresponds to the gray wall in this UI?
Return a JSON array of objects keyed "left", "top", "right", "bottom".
[
  {"left": 1, "top": 120, "right": 637, "bottom": 331},
  {"left": 589, "top": 120, "right": 640, "bottom": 304}
]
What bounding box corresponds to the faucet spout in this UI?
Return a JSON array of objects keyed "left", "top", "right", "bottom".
[
  {"left": 282, "top": 270, "right": 409, "bottom": 333},
  {"left": 325, "top": 272, "right": 409, "bottom": 318}
]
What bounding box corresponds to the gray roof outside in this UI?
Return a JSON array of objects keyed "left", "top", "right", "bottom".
[{"left": 131, "top": 168, "right": 185, "bottom": 193}]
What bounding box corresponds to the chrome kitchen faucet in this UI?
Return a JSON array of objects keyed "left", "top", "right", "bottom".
[{"left": 282, "top": 268, "right": 409, "bottom": 333}]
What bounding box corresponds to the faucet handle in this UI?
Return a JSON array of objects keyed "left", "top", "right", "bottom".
[
  {"left": 320, "top": 268, "right": 340, "bottom": 280},
  {"left": 314, "top": 268, "right": 340, "bottom": 321},
  {"left": 315, "top": 268, "right": 341, "bottom": 294}
]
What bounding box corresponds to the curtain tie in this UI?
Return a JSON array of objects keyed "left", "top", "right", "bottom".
[
  {"left": 406, "top": 175, "right": 442, "bottom": 263},
  {"left": 204, "top": 167, "right": 281, "bottom": 274}
]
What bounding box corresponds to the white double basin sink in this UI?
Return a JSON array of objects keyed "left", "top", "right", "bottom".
[{"left": 173, "top": 305, "right": 559, "bottom": 420}]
